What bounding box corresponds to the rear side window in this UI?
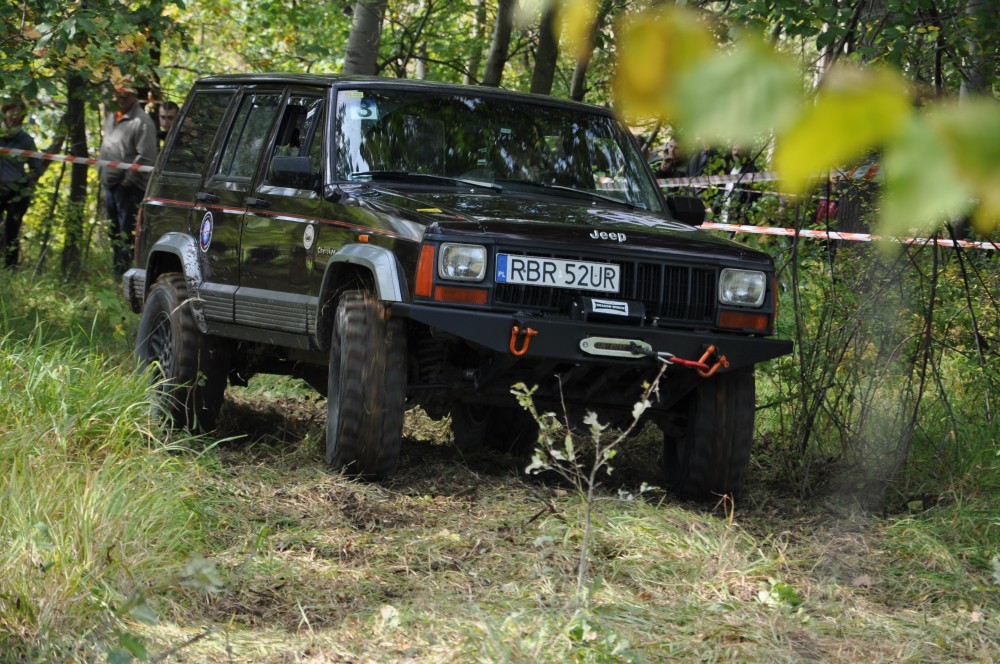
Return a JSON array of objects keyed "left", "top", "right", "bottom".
[
  {"left": 217, "top": 93, "right": 281, "bottom": 179},
  {"left": 162, "top": 91, "right": 234, "bottom": 174}
]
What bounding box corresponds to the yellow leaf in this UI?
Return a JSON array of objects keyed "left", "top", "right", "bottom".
[
  {"left": 613, "top": 7, "right": 714, "bottom": 123},
  {"left": 23, "top": 26, "right": 42, "bottom": 40},
  {"left": 559, "top": 0, "right": 598, "bottom": 62},
  {"left": 774, "top": 65, "right": 912, "bottom": 193}
]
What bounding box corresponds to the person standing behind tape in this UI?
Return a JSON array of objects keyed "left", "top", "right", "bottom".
[
  {"left": 157, "top": 100, "right": 179, "bottom": 147},
  {"left": 0, "top": 99, "right": 43, "bottom": 270},
  {"left": 99, "top": 84, "right": 157, "bottom": 277}
]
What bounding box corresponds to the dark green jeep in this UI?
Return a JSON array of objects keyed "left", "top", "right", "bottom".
[{"left": 124, "top": 74, "right": 791, "bottom": 497}]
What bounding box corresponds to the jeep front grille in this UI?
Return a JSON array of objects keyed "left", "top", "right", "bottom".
[{"left": 493, "top": 251, "right": 717, "bottom": 325}]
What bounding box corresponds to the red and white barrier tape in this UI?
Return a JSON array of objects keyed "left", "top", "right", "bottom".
[
  {"left": 2, "top": 146, "right": 993, "bottom": 250},
  {"left": 700, "top": 222, "right": 996, "bottom": 251},
  {"left": 658, "top": 171, "right": 779, "bottom": 188},
  {"left": 656, "top": 164, "right": 880, "bottom": 189},
  {"left": 0, "top": 146, "right": 153, "bottom": 173}
]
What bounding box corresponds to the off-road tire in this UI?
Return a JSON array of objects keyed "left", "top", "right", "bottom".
[
  {"left": 326, "top": 291, "right": 406, "bottom": 478},
  {"left": 135, "top": 273, "right": 230, "bottom": 432},
  {"left": 662, "top": 367, "right": 755, "bottom": 499},
  {"left": 451, "top": 403, "right": 538, "bottom": 456}
]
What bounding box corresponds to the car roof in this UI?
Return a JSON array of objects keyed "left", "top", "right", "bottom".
[{"left": 195, "top": 73, "right": 615, "bottom": 117}]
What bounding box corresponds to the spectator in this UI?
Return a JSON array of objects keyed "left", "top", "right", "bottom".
[
  {"left": 687, "top": 141, "right": 727, "bottom": 214},
  {"left": 650, "top": 138, "right": 687, "bottom": 180},
  {"left": 720, "top": 145, "right": 762, "bottom": 223},
  {"left": 0, "top": 98, "right": 43, "bottom": 269},
  {"left": 157, "top": 100, "right": 179, "bottom": 145},
  {"left": 814, "top": 173, "right": 839, "bottom": 224},
  {"left": 686, "top": 142, "right": 725, "bottom": 178},
  {"left": 99, "top": 83, "right": 157, "bottom": 277}
]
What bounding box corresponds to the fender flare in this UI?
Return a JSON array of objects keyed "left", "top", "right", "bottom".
[
  {"left": 314, "top": 244, "right": 408, "bottom": 349},
  {"left": 143, "top": 232, "right": 209, "bottom": 332},
  {"left": 323, "top": 244, "right": 407, "bottom": 303}
]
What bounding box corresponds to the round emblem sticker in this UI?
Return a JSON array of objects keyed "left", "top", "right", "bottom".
[
  {"left": 303, "top": 224, "right": 315, "bottom": 250},
  {"left": 199, "top": 212, "right": 213, "bottom": 252}
]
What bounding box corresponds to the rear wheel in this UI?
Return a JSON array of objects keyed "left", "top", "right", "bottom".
[
  {"left": 135, "top": 273, "right": 230, "bottom": 432},
  {"left": 451, "top": 403, "right": 538, "bottom": 456},
  {"left": 661, "top": 367, "right": 755, "bottom": 499},
  {"left": 326, "top": 291, "right": 407, "bottom": 478}
]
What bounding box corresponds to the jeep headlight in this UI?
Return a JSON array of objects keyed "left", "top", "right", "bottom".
[
  {"left": 719, "top": 268, "right": 766, "bottom": 307},
  {"left": 438, "top": 243, "right": 487, "bottom": 281}
]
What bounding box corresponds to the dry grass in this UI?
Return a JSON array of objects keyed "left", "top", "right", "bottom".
[{"left": 124, "top": 384, "right": 999, "bottom": 663}]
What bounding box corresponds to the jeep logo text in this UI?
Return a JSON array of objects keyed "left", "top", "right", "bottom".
[{"left": 590, "top": 230, "right": 627, "bottom": 243}]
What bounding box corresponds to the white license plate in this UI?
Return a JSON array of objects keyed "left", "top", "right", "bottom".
[{"left": 495, "top": 254, "right": 620, "bottom": 293}]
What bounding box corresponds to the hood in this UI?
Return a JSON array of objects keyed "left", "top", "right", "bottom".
[{"left": 353, "top": 185, "right": 769, "bottom": 265}]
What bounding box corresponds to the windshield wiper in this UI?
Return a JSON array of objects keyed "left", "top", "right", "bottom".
[
  {"left": 349, "top": 170, "right": 501, "bottom": 192},
  {"left": 494, "top": 178, "right": 636, "bottom": 209}
]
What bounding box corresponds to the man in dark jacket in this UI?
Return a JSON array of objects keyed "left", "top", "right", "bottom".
[
  {"left": 0, "top": 99, "right": 43, "bottom": 269},
  {"left": 99, "top": 84, "right": 157, "bottom": 277}
]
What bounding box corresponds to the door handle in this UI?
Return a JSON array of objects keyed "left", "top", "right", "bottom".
[
  {"left": 195, "top": 191, "right": 220, "bottom": 204},
  {"left": 246, "top": 197, "right": 271, "bottom": 209}
]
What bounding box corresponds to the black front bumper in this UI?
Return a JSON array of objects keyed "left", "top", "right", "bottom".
[{"left": 393, "top": 302, "right": 793, "bottom": 372}]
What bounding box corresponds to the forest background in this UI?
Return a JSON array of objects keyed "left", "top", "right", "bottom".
[{"left": 0, "top": 0, "right": 998, "bottom": 661}]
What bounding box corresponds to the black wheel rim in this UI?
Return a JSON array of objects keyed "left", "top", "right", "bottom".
[{"left": 145, "top": 311, "right": 175, "bottom": 395}]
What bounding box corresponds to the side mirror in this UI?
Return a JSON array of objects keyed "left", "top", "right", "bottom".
[
  {"left": 270, "top": 155, "right": 316, "bottom": 189},
  {"left": 667, "top": 195, "right": 706, "bottom": 226}
]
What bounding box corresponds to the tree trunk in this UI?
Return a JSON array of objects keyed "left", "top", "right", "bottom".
[
  {"left": 61, "top": 73, "right": 88, "bottom": 280},
  {"left": 569, "top": 0, "right": 612, "bottom": 102},
  {"left": 530, "top": 3, "right": 561, "bottom": 95},
  {"left": 415, "top": 42, "right": 427, "bottom": 80},
  {"left": 342, "top": 0, "right": 388, "bottom": 76},
  {"left": 481, "top": 0, "right": 516, "bottom": 87},
  {"left": 464, "top": 0, "right": 489, "bottom": 84},
  {"left": 960, "top": 0, "right": 988, "bottom": 99}
]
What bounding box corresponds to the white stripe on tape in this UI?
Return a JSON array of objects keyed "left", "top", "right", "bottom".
[
  {"left": 0, "top": 146, "right": 154, "bottom": 173},
  {"left": 658, "top": 171, "right": 780, "bottom": 188},
  {"left": 700, "top": 222, "right": 996, "bottom": 251}
]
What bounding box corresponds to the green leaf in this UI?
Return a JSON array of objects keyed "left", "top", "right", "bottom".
[
  {"left": 816, "top": 29, "right": 837, "bottom": 50},
  {"left": 926, "top": 98, "right": 1000, "bottom": 233},
  {"left": 675, "top": 36, "right": 801, "bottom": 146},
  {"left": 128, "top": 603, "right": 158, "bottom": 625},
  {"left": 879, "top": 115, "right": 972, "bottom": 237},
  {"left": 817, "top": 7, "right": 837, "bottom": 21},
  {"left": 774, "top": 65, "right": 911, "bottom": 193},
  {"left": 107, "top": 650, "right": 134, "bottom": 664},
  {"left": 118, "top": 632, "right": 149, "bottom": 659}
]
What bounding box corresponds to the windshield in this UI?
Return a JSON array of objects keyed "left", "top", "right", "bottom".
[{"left": 334, "top": 88, "right": 664, "bottom": 212}]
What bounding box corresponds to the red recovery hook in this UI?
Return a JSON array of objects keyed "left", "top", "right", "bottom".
[
  {"left": 694, "top": 345, "right": 729, "bottom": 378},
  {"left": 509, "top": 325, "right": 538, "bottom": 356},
  {"left": 646, "top": 344, "right": 730, "bottom": 377}
]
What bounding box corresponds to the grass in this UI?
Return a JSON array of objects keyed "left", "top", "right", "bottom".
[
  {"left": 0, "top": 266, "right": 996, "bottom": 662},
  {"left": 0, "top": 331, "right": 216, "bottom": 661}
]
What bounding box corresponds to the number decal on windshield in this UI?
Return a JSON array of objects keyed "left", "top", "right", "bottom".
[{"left": 345, "top": 96, "right": 379, "bottom": 121}]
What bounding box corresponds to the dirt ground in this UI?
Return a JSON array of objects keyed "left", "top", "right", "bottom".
[{"left": 145, "top": 385, "right": 997, "bottom": 663}]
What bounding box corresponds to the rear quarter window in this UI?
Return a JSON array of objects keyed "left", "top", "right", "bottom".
[
  {"left": 162, "top": 91, "right": 235, "bottom": 175},
  {"left": 217, "top": 93, "right": 282, "bottom": 179}
]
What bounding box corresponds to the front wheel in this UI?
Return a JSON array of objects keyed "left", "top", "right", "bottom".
[
  {"left": 326, "top": 291, "right": 407, "bottom": 478},
  {"left": 135, "top": 273, "right": 230, "bottom": 432},
  {"left": 661, "top": 367, "right": 755, "bottom": 499}
]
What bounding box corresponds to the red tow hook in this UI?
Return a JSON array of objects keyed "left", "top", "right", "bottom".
[
  {"left": 695, "top": 345, "right": 729, "bottom": 377},
  {"left": 509, "top": 325, "right": 538, "bottom": 356},
  {"left": 651, "top": 344, "right": 730, "bottom": 378}
]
